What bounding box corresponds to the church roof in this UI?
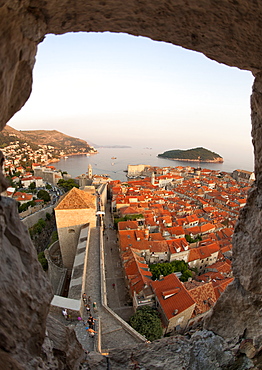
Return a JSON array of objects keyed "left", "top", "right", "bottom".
[{"left": 55, "top": 187, "right": 96, "bottom": 210}]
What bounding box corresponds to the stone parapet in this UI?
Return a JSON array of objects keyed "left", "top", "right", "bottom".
[
  {"left": 21, "top": 204, "right": 54, "bottom": 229},
  {"left": 45, "top": 240, "right": 67, "bottom": 295},
  {"left": 68, "top": 223, "right": 90, "bottom": 316}
]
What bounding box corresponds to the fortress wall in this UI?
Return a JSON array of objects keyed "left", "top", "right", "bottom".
[
  {"left": 45, "top": 241, "right": 67, "bottom": 296},
  {"left": 55, "top": 208, "right": 96, "bottom": 270},
  {"left": 22, "top": 205, "right": 54, "bottom": 229}
]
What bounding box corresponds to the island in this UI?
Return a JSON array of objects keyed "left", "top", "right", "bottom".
[{"left": 158, "top": 147, "right": 223, "bottom": 163}]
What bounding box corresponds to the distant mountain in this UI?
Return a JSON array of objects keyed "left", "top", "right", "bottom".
[
  {"left": 74, "top": 138, "right": 131, "bottom": 149},
  {"left": 158, "top": 147, "right": 223, "bottom": 163},
  {"left": 0, "top": 125, "right": 96, "bottom": 155}
]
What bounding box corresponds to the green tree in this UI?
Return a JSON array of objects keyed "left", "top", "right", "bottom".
[
  {"left": 18, "top": 200, "right": 36, "bottom": 213},
  {"left": 38, "top": 251, "right": 48, "bottom": 271},
  {"left": 185, "top": 234, "right": 202, "bottom": 243},
  {"left": 37, "top": 189, "right": 51, "bottom": 202},
  {"left": 18, "top": 203, "right": 29, "bottom": 213},
  {"left": 129, "top": 306, "right": 162, "bottom": 341},
  {"left": 45, "top": 183, "right": 52, "bottom": 190},
  {"left": 38, "top": 218, "right": 46, "bottom": 228},
  {"left": 29, "top": 181, "right": 36, "bottom": 190},
  {"left": 180, "top": 269, "right": 193, "bottom": 282},
  {"left": 33, "top": 224, "right": 43, "bottom": 234},
  {"left": 114, "top": 214, "right": 144, "bottom": 228},
  {"left": 57, "top": 178, "right": 79, "bottom": 192},
  {"left": 45, "top": 212, "right": 51, "bottom": 221},
  {"left": 149, "top": 260, "right": 193, "bottom": 282},
  {"left": 48, "top": 230, "right": 58, "bottom": 247}
]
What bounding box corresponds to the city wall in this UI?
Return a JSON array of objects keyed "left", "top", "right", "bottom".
[
  {"left": 45, "top": 240, "right": 67, "bottom": 296},
  {"left": 21, "top": 204, "right": 54, "bottom": 229},
  {"left": 50, "top": 224, "right": 90, "bottom": 318}
]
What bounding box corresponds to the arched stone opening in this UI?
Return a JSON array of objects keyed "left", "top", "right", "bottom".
[{"left": 1, "top": 0, "right": 262, "bottom": 365}]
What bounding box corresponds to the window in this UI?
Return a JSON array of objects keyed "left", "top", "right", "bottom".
[{"left": 68, "top": 229, "right": 75, "bottom": 233}]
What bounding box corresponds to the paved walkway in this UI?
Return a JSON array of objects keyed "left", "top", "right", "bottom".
[
  {"left": 103, "top": 202, "right": 134, "bottom": 322},
  {"left": 74, "top": 199, "right": 142, "bottom": 354}
]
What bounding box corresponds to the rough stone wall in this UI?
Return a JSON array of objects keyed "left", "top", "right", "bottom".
[
  {"left": 204, "top": 74, "right": 262, "bottom": 352},
  {"left": 0, "top": 195, "right": 53, "bottom": 366},
  {"left": 1, "top": 0, "right": 262, "bottom": 367},
  {"left": 86, "top": 330, "right": 252, "bottom": 369}
]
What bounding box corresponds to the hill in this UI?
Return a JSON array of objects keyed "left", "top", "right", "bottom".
[
  {"left": 158, "top": 147, "right": 223, "bottom": 163},
  {"left": 0, "top": 125, "right": 96, "bottom": 156}
]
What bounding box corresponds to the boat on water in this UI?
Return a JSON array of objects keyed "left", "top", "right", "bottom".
[
  {"left": 111, "top": 157, "right": 117, "bottom": 159},
  {"left": 111, "top": 162, "right": 115, "bottom": 165},
  {"left": 86, "top": 153, "right": 90, "bottom": 156},
  {"left": 64, "top": 156, "right": 68, "bottom": 159}
]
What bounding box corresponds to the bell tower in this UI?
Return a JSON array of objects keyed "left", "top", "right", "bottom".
[{"left": 88, "top": 164, "right": 92, "bottom": 179}]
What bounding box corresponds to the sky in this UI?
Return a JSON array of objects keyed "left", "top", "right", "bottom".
[{"left": 8, "top": 31, "right": 254, "bottom": 168}]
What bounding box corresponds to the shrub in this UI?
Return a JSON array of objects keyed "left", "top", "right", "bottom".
[
  {"left": 38, "top": 251, "right": 48, "bottom": 271},
  {"left": 45, "top": 212, "right": 51, "bottom": 221},
  {"left": 38, "top": 218, "right": 46, "bottom": 228},
  {"left": 149, "top": 260, "right": 193, "bottom": 282},
  {"left": 37, "top": 189, "right": 51, "bottom": 202},
  {"left": 129, "top": 306, "right": 162, "bottom": 341}
]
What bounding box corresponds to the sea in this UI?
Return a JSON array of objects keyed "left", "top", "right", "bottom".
[{"left": 52, "top": 147, "right": 254, "bottom": 182}]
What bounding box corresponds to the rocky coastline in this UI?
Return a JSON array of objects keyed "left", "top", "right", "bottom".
[
  {"left": 166, "top": 157, "right": 224, "bottom": 163},
  {"left": 47, "top": 150, "right": 98, "bottom": 164}
]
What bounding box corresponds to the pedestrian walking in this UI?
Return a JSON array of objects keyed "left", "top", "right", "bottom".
[
  {"left": 82, "top": 293, "right": 87, "bottom": 305},
  {"left": 93, "top": 301, "right": 97, "bottom": 312},
  {"left": 62, "top": 308, "right": 68, "bottom": 320},
  {"left": 88, "top": 296, "right": 91, "bottom": 305},
  {"left": 112, "top": 283, "right": 115, "bottom": 289},
  {"left": 87, "top": 316, "right": 94, "bottom": 329},
  {"left": 85, "top": 304, "right": 90, "bottom": 314},
  {"left": 86, "top": 327, "right": 97, "bottom": 338},
  {"left": 87, "top": 315, "right": 97, "bottom": 329}
]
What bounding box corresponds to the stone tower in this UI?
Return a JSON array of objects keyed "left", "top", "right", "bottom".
[
  {"left": 55, "top": 187, "right": 96, "bottom": 270},
  {"left": 151, "top": 171, "right": 155, "bottom": 186},
  {"left": 88, "top": 164, "right": 92, "bottom": 179}
]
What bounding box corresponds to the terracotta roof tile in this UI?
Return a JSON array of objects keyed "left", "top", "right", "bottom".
[
  {"left": 123, "top": 249, "right": 152, "bottom": 294},
  {"left": 118, "top": 220, "right": 139, "bottom": 231},
  {"left": 185, "top": 281, "right": 217, "bottom": 316},
  {"left": 55, "top": 187, "right": 96, "bottom": 210},
  {"left": 151, "top": 274, "right": 195, "bottom": 319}
]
